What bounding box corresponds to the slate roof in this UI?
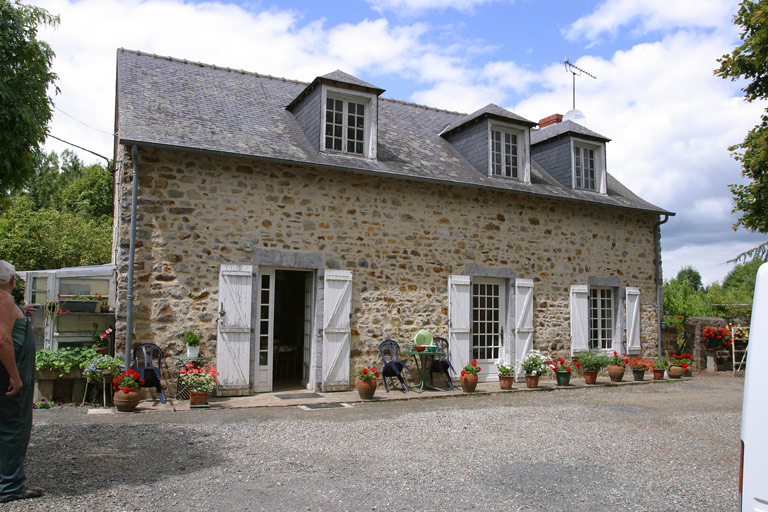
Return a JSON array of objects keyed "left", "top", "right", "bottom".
[
  {"left": 531, "top": 119, "right": 611, "bottom": 144},
  {"left": 441, "top": 103, "right": 537, "bottom": 136},
  {"left": 116, "top": 49, "right": 670, "bottom": 215}
]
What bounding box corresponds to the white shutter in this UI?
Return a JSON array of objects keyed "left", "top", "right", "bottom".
[
  {"left": 216, "top": 265, "right": 253, "bottom": 395},
  {"left": 514, "top": 279, "right": 534, "bottom": 379},
  {"left": 503, "top": 280, "right": 516, "bottom": 367},
  {"left": 626, "top": 287, "right": 641, "bottom": 353},
  {"left": 570, "top": 285, "right": 589, "bottom": 355},
  {"left": 448, "top": 275, "right": 471, "bottom": 379},
  {"left": 321, "top": 270, "right": 352, "bottom": 390}
]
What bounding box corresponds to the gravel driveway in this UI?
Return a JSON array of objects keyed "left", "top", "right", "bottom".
[{"left": 1, "top": 373, "right": 742, "bottom": 511}]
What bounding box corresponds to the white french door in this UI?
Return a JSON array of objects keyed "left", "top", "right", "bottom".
[
  {"left": 253, "top": 268, "right": 275, "bottom": 392},
  {"left": 472, "top": 277, "right": 506, "bottom": 381},
  {"left": 302, "top": 272, "right": 313, "bottom": 385}
]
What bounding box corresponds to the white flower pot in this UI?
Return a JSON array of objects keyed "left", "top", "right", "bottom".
[{"left": 186, "top": 345, "right": 199, "bottom": 358}]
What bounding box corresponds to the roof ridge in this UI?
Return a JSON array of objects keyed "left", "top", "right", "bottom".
[
  {"left": 117, "top": 48, "right": 309, "bottom": 87},
  {"left": 379, "top": 96, "right": 465, "bottom": 116}
]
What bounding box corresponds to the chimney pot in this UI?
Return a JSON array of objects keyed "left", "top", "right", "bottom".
[{"left": 538, "top": 114, "right": 563, "bottom": 129}]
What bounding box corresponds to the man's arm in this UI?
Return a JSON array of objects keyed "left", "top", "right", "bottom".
[{"left": 0, "top": 293, "right": 22, "bottom": 396}]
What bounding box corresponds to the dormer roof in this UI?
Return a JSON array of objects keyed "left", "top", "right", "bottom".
[
  {"left": 441, "top": 103, "right": 536, "bottom": 137},
  {"left": 287, "top": 69, "right": 385, "bottom": 112},
  {"left": 531, "top": 119, "right": 611, "bottom": 145}
]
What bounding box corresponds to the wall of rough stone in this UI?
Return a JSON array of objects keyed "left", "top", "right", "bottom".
[{"left": 113, "top": 144, "right": 661, "bottom": 388}]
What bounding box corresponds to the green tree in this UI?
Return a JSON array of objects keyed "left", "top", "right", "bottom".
[
  {"left": 0, "top": 1, "right": 59, "bottom": 201},
  {"left": 722, "top": 258, "right": 763, "bottom": 292},
  {"left": 675, "top": 266, "right": 703, "bottom": 291}
]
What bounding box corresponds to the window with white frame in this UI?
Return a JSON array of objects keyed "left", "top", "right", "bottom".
[
  {"left": 324, "top": 95, "right": 367, "bottom": 156},
  {"left": 589, "top": 287, "right": 614, "bottom": 350},
  {"left": 491, "top": 128, "right": 519, "bottom": 178},
  {"left": 574, "top": 144, "right": 595, "bottom": 190}
]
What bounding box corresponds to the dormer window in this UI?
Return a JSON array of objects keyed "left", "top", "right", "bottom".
[
  {"left": 325, "top": 97, "right": 365, "bottom": 155},
  {"left": 571, "top": 138, "right": 606, "bottom": 193},
  {"left": 487, "top": 122, "right": 530, "bottom": 182},
  {"left": 491, "top": 128, "right": 519, "bottom": 178},
  {"left": 321, "top": 86, "right": 377, "bottom": 158}
]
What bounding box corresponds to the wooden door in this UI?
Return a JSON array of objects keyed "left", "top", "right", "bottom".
[
  {"left": 321, "top": 270, "right": 352, "bottom": 390},
  {"left": 216, "top": 265, "right": 253, "bottom": 395}
]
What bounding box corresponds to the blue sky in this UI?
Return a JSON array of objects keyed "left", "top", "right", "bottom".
[{"left": 30, "top": 0, "right": 767, "bottom": 284}]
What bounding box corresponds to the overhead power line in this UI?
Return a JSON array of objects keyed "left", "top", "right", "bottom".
[
  {"left": 48, "top": 134, "right": 112, "bottom": 167},
  {"left": 54, "top": 106, "right": 114, "bottom": 136}
]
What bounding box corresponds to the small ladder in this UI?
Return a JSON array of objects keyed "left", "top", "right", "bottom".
[{"left": 731, "top": 325, "right": 749, "bottom": 375}]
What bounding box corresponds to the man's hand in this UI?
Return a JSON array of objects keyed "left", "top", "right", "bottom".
[
  {"left": 21, "top": 305, "right": 36, "bottom": 316},
  {"left": 5, "top": 375, "right": 22, "bottom": 397}
]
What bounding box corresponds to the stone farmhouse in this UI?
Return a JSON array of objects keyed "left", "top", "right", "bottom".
[{"left": 112, "top": 49, "right": 672, "bottom": 395}]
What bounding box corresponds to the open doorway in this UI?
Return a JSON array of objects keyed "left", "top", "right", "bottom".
[{"left": 272, "top": 270, "right": 311, "bottom": 390}]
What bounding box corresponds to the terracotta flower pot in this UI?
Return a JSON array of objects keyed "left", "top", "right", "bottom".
[
  {"left": 460, "top": 373, "right": 478, "bottom": 392},
  {"left": 356, "top": 378, "right": 377, "bottom": 399},
  {"left": 113, "top": 389, "right": 140, "bottom": 412},
  {"left": 555, "top": 371, "right": 571, "bottom": 386},
  {"left": 499, "top": 376, "right": 514, "bottom": 390},
  {"left": 652, "top": 368, "right": 665, "bottom": 380},
  {"left": 668, "top": 365, "right": 684, "bottom": 379},
  {"left": 683, "top": 366, "right": 693, "bottom": 377},
  {"left": 94, "top": 346, "right": 109, "bottom": 355},
  {"left": 525, "top": 374, "right": 539, "bottom": 388},
  {"left": 608, "top": 365, "right": 625, "bottom": 382},
  {"left": 189, "top": 391, "right": 208, "bottom": 406},
  {"left": 583, "top": 370, "right": 598, "bottom": 384}
]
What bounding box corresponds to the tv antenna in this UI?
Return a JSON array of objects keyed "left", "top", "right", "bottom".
[{"left": 563, "top": 55, "right": 596, "bottom": 110}]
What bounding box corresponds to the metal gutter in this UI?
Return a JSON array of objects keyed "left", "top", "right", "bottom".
[
  {"left": 654, "top": 214, "right": 670, "bottom": 357},
  {"left": 124, "top": 145, "right": 140, "bottom": 369}
]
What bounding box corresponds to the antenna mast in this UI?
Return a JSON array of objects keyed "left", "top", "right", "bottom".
[{"left": 563, "top": 56, "right": 597, "bottom": 110}]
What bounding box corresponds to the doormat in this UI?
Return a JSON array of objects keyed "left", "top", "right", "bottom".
[
  {"left": 274, "top": 393, "right": 323, "bottom": 400},
  {"left": 298, "top": 403, "right": 351, "bottom": 410}
]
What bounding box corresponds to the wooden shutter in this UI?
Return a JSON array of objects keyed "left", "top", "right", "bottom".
[
  {"left": 514, "top": 279, "right": 534, "bottom": 379},
  {"left": 570, "top": 285, "right": 589, "bottom": 355},
  {"left": 216, "top": 265, "right": 253, "bottom": 395},
  {"left": 626, "top": 287, "right": 641, "bottom": 353},
  {"left": 448, "top": 275, "right": 471, "bottom": 378},
  {"left": 321, "top": 270, "right": 352, "bottom": 390}
]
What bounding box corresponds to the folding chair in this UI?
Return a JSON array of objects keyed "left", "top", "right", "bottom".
[
  {"left": 379, "top": 339, "right": 411, "bottom": 392},
  {"left": 429, "top": 337, "right": 456, "bottom": 389},
  {"left": 133, "top": 343, "right": 166, "bottom": 403}
]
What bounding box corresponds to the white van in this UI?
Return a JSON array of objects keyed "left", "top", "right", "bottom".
[{"left": 740, "top": 262, "right": 768, "bottom": 511}]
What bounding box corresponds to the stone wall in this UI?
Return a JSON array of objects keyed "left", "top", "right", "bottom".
[{"left": 113, "top": 145, "right": 661, "bottom": 387}]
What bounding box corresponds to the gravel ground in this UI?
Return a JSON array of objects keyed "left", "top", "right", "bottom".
[{"left": 1, "top": 373, "right": 743, "bottom": 512}]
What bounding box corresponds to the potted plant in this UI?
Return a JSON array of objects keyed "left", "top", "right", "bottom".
[
  {"left": 100, "top": 296, "right": 110, "bottom": 313},
  {"left": 92, "top": 324, "right": 113, "bottom": 355},
  {"left": 356, "top": 366, "right": 380, "bottom": 399},
  {"left": 460, "top": 359, "right": 481, "bottom": 392},
  {"left": 184, "top": 330, "right": 201, "bottom": 358},
  {"left": 701, "top": 326, "right": 731, "bottom": 351},
  {"left": 112, "top": 369, "right": 144, "bottom": 412},
  {"left": 495, "top": 359, "right": 515, "bottom": 389},
  {"left": 518, "top": 350, "right": 549, "bottom": 388},
  {"left": 57, "top": 293, "right": 101, "bottom": 313},
  {"left": 629, "top": 357, "right": 652, "bottom": 381},
  {"left": 607, "top": 351, "right": 629, "bottom": 382},
  {"left": 651, "top": 356, "right": 669, "bottom": 380},
  {"left": 82, "top": 354, "right": 121, "bottom": 406},
  {"left": 574, "top": 349, "right": 609, "bottom": 384},
  {"left": 671, "top": 353, "right": 693, "bottom": 377},
  {"left": 179, "top": 365, "right": 218, "bottom": 405},
  {"left": 548, "top": 356, "right": 574, "bottom": 386}
]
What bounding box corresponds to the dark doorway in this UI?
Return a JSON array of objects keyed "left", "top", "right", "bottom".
[{"left": 273, "top": 270, "right": 308, "bottom": 389}]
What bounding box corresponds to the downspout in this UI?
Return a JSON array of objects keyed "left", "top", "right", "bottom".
[
  {"left": 655, "top": 214, "right": 670, "bottom": 357},
  {"left": 124, "top": 145, "right": 139, "bottom": 368}
]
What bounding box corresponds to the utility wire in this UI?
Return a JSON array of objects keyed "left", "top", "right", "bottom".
[
  {"left": 55, "top": 106, "right": 114, "bottom": 136},
  {"left": 48, "top": 134, "right": 111, "bottom": 167}
]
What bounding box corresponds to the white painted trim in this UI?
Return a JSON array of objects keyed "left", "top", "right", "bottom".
[
  {"left": 487, "top": 121, "right": 530, "bottom": 183},
  {"left": 571, "top": 137, "right": 606, "bottom": 194},
  {"left": 320, "top": 85, "right": 377, "bottom": 159}
]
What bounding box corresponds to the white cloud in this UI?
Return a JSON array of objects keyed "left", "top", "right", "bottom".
[{"left": 565, "top": 0, "right": 736, "bottom": 42}]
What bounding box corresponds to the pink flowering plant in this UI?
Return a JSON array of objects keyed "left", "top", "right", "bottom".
[
  {"left": 358, "top": 366, "right": 380, "bottom": 381},
  {"left": 180, "top": 364, "right": 219, "bottom": 393}
]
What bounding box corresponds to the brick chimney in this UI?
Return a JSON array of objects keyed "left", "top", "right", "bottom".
[{"left": 538, "top": 113, "right": 563, "bottom": 129}]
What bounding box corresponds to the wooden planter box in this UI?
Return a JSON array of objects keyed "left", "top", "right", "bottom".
[{"left": 59, "top": 300, "right": 99, "bottom": 313}]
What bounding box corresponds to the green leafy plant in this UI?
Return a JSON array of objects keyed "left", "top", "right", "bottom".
[
  {"left": 357, "top": 367, "right": 379, "bottom": 381},
  {"left": 495, "top": 359, "right": 514, "bottom": 377},
  {"left": 91, "top": 324, "right": 113, "bottom": 347},
  {"left": 183, "top": 331, "right": 200, "bottom": 347},
  {"left": 574, "top": 349, "right": 610, "bottom": 372},
  {"left": 35, "top": 347, "right": 98, "bottom": 377},
  {"left": 517, "top": 350, "right": 550, "bottom": 376},
  {"left": 548, "top": 356, "right": 573, "bottom": 373},
  {"left": 179, "top": 364, "right": 219, "bottom": 393},
  {"left": 670, "top": 353, "right": 692, "bottom": 368},
  {"left": 33, "top": 398, "right": 53, "bottom": 409},
  {"left": 461, "top": 359, "right": 481, "bottom": 376},
  {"left": 112, "top": 369, "right": 142, "bottom": 393},
  {"left": 81, "top": 355, "right": 121, "bottom": 383},
  {"left": 652, "top": 356, "right": 669, "bottom": 371},
  {"left": 608, "top": 351, "right": 629, "bottom": 367}
]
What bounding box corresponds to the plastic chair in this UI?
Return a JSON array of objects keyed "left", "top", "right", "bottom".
[
  {"left": 379, "top": 339, "right": 412, "bottom": 392},
  {"left": 429, "top": 337, "right": 456, "bottom": 389},
  {"left": 133, "top": 343, "right": 166, "bottom": 403}
]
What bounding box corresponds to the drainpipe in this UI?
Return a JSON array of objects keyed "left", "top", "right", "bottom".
[
  {"left": 654, "top": 214, "right": 670, "bottom": 357},
  {"left": 124, "top": 145, "right": 139, "bottom": 369}
]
